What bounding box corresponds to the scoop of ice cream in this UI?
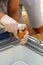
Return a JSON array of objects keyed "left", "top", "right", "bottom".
[
  {"left": 17, "top": 24, "right": 27, "bottom": 39},
  {"left": 18, "top": 24, "right": 26, "bottom": 30}
]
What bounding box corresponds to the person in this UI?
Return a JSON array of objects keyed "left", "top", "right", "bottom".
[
  {"left": 0, "top": 0, "right": 29, "bottom": 45},
  {"left": 20, "top": 0, "right": 43, "bottom": 34}
]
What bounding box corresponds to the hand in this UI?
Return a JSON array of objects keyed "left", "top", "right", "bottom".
[
  {"left": 4, "top": 21, "right": 18, "bottom": 34},
  {"left": 3, "top": 18, "right": 19, "bottom": 38},
  {"left": 0, "top": 15, "right": 19, "bottom": 38},
  {"left": 20, "top": 31, "right": 29, "bottom": 45},
  {"left": 3, "top": 19, "right": 19, "bottom": 38}
]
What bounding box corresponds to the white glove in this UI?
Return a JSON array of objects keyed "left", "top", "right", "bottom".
[
  {"left": 20, "top": 31, "right": 29, "bottom": 45},
  {"left": 0, "top": 15, "right": 18, "bottom": 36}
]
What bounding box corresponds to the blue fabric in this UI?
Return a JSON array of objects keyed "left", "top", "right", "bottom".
[{"left": 0, "top": 31, "right": 9, "bottom": 40}]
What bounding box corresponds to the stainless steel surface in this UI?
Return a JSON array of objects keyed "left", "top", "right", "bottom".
[
  {"left": 0, "top": 36, "right": 19, "bottom": 50},
  {"left": 0, "top": 35, "right": 43, "bottom": 56},
  {"left": 27, "top": 35, "right": 43, "bottom": 56},
  {"left": 0, "top": 30, "right": 43, "bottom": 65}
]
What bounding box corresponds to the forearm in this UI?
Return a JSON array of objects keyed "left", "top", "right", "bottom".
[
  {"left": 7, "top": 0, "right": 20, "bottom": 22},
  {"left": 8, "top": 11, "right": 20, "bottom": 22},
  {"left": 0, "top": 12, "right": 5, "bottom": 19},
  {"left": 0, "top": 10, "right": 20, "bottom": 23},
  {"left": 0, "top": 12, "right": 5, "bottom": 25}
]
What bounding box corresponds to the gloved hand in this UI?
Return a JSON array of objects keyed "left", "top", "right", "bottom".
[
  {"left": 20, "top": 31, "right": 29, "bottom": 45},
  {"left": 4, "top": 21, "right": 18, "bottom": 33},
  {"left": 5, "top": 21, "right": 19, "bottom": 39},
  {"left": 0, "top": 15, "right": 29, "bottom": 44},
  {"left": 0, "top": 15, "right": 18, "bottom": 38}
]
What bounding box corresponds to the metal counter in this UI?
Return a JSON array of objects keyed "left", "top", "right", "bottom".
[
  {"left": 0, "top": 36, "right": 43, "bottom": 65},
  {"left": 0, "top": 29, "right": 43, "bottom": 65}
]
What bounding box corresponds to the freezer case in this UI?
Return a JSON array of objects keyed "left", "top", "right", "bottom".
[{"left": 0, "top": 32, "right": 43, "bottom": 65}]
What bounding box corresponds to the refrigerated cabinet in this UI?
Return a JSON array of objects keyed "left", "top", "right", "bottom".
[{"left": 0, "top": 29, "right": 43, "bottom": 65}]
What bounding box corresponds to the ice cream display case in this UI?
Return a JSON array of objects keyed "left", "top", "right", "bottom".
[{"left": 0, "top": 28, "right": 43, "bottom": 65}]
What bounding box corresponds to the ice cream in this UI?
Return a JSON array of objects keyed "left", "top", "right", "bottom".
[{"left": 17, "top": 24, "right": 27, "bottom": 39}]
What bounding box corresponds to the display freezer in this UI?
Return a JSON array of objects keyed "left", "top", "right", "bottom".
[{"left": 0, "top": 29, "right": 43, "bottom": 65}]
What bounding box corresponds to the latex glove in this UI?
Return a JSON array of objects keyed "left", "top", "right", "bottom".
[
  {"left": 4, "top": 21, "right": 18, "bottom": 34},
  {"left": 0, "top": 15, "right": 19, "bottom": 38},
  {"left": 20, "top": 31, "right": 29, "bottom": 45}
]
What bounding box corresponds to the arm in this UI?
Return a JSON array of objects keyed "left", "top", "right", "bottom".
[
  {"left": 0, "top": 12, "right": 5, "bottom": 19},
  {"left": 7, "top": 0, "right": 20, "bottom": 22}
]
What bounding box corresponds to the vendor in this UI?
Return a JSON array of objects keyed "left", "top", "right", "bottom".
[
  {"left": 0, "top": 0, "right": 29, "bottom": 45},
  {"left": 0, "top": 0, "right": 43, "bottom": 45}
]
